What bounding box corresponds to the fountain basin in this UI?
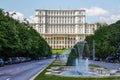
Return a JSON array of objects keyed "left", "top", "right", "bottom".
[
  {"left": 60, "top": 71, "right": 100, "bottom": 76},
  {"left": 45, "top": 66, "right": 111, "bottom": 77}
]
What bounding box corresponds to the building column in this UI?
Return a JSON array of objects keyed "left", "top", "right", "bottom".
[
  {"left": 50, "top": 26, "right": 51, "bottom": 33},
  {"left": 76, "top": 35, "right": 79, "bottom": 43},
  {"left": 64, "top": 37, "right": 65, "bottom": 48},
  {"left": 55, "top": 37, "right": 56, "bottom": 49},
  {"left": 53, "top": 37, "right": 54, "bottom": 48},
  {"left": 67, "top": 36, "right": 68, "bottom": 48}
]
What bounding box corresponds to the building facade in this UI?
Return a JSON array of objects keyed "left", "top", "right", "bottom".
[{"left": 31, "top": 9, "right": 97, "bottom": 49}]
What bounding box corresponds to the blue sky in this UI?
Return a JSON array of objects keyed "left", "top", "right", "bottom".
[{"left": 0, "top": 0, "right": 120, "bottom": 24}]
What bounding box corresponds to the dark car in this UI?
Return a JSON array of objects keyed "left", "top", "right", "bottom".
[
  {"left": 94, "top": 57, "right": 100, "bottom": 61},
  {"left": 0, "top": 58, "right": 4, "bottom": 66},
  {"left": 105, "top": 56, "right": 117, "bottom": 63},
  {"left": 5, "top": 58, "right": 12, "bottom": 65},
  {"left": 12, "top": 57, "right": 20, "bottom": 64}
]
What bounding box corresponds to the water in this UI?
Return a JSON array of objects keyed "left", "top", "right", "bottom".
[
  {"left": 60, "top": 54, "right": 68, "bottom": 63},
  {"left": 75, "top": 41, "right": 89, "bottom": 73},
  {"left": 60, "top": 41, "right": 101, "bottom": 76},
  {"left": 60, "top": 49, "right": 71, "bottom": 63},
  {"left": 61, "top": 71, "right": 100, "bottom": 76}
]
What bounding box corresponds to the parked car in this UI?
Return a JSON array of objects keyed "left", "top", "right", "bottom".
[
  {"left": 0, "top": 58, "right": 4, "bottom": 66},
  {"left": 26, "top": 57, "right": 31, "bottom": 61},
  {"left": 5, "top": 58, "right": 12, "bottom": 65},
  {"left": 12, "top": 57, "right": 20, "bottom": 64},
  {"left": 22, "top": 57, "right": 27, "bottom": 62},
  {"left": 94, "top": 57, "right": 100, "bottom": 61},
  {"left": 18, "top": 57, "right": 24, "bottom": 63},
  {"left": 105, "top": 56, "right": 117, "bottom": 63}
]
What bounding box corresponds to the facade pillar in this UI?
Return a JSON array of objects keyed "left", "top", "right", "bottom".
[{"left": 64, "top": 37, "right": 65, "bottom": 48}]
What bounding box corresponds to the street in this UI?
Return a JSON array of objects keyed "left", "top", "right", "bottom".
[
  {"left": 90, "top": 60, "right": 120, "bottom": 70},
  {"left": 0, "top": 58, "right": 54, "bottom": 80}
]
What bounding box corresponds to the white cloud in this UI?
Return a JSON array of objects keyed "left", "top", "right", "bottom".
[
  {"left": 27, "top": 16, "right": 34, "bottom": 23},
  {"left": 8, "top": 11, "right": 34, "bottom": 23},
  {"left": 84, "top": 7, "right": 109, "bottom": 16},
  {"left": 27, "top": 16, "right": 38, "bottom": 23},
  {"left": 100, "top": 15, "right": 120, "bottom": 24},
  {"left": 9, "top": 11, "right": 24, "bottom": 21}
]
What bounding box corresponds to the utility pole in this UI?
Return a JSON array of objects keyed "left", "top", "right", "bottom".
[{"left": 93, "top": 40, "right": 95, "bottom": 60}]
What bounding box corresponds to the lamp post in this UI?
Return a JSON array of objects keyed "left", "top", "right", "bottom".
[{"left": 93, "top": 40, "right": 95, "bottom": 60}]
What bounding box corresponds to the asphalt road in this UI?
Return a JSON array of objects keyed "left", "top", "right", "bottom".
[
  {"left": 0, "top": 58, "right": 54, "bottom": 80},
  {"left": 90, "top": 60, "right": 120, "bottom": 70}
]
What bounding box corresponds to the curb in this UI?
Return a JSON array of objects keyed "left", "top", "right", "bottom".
[{"left": 29, "top": 59, "right": 54, "bottom": 80}]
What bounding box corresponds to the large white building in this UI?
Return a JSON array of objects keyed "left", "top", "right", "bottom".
[{"left": 31, "top": 9, "right": 97, "bottom": 49}]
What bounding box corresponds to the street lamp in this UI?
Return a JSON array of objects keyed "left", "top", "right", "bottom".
[{"left": 93, "top": 40, "right": 95, "bottom": 60}]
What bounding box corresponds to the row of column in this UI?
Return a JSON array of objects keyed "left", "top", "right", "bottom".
[{"left": 45, "top": 37, "right": 76, "bottom": 49}]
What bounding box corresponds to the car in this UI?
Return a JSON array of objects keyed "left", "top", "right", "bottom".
[
  {"left": 18, "top": 57, "right": 24, "bottom": 63},
  {"left": 26, "top": 57, "right": 31, "bottom": 61},
  {"left": 12, "top": 57, "right": 20, "bottom": 64},
  {"left": 105, "top": 56, "right": 117, "bottom": 63},
  {"left": 94, "top": 57, "right": 100, "bottom": 61},
  {"left": 5, "top": 58, "right": 12, "bottom": 65},
  {"left": 0, "top": 58, "right": 4, "bottom": 66}
]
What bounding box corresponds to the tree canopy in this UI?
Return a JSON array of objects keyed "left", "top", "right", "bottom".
[
  {"left": 0, "top": 9, "right": 52, "bottom": 60},
  {"left": 86, "top": 20, "right": 120, "bottom": 60}
]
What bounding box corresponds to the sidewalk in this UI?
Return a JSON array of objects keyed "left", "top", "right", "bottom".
[
  {"left": 29, "top": 58, "right": 54, "bottom": 80},
  {"left": 90, "top": 60, "right": 120, "bottom": 70}
]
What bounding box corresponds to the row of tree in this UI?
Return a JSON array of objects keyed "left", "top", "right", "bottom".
[
  {"left": 86, "top": 20, "right": 120, "bottom": 60},
  {"left": 0, "top": 9, "right": 52, "bottom": 60}
]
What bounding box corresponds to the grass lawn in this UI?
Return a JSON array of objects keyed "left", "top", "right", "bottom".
[
  {"left": 52, "top": 49, "right": 66, "bottom": 55},
  {"left": 89, "top": 64, "right": 102, "bottom": 68},
  {"left": 34, "top": 60, "right": 120, "bottom": 80}
]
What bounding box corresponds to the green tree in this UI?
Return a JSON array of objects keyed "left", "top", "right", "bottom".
[
  {"left": 86, "top": 20, "right": 120, "bottom": 60},
  {"left": 0, "top": 9, "right": 52, "bottom": 60}
]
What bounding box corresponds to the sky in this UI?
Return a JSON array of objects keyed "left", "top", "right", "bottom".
[{"left": 0, "top": 0, "right": 120, "bottom": 24}]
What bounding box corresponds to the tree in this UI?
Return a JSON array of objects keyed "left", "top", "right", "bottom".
[
  {"left": 0, "top": 9, "right": 52, "bottom": 60},
  {"left": 85, "top": 20, "right": 120, "bottom": 60}
]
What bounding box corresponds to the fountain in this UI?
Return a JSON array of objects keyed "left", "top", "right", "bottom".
[
  {"left": 60, "top": 49, "right": 70, "bottom": 63},
  {"left": 75, "top": 41, "right": 89, "bottom": 73},
  {"left": 60, "top": 41, "right": 105, "bottom": 76},
  {"left": 46, "top": 41, "right": 110, "bottom": 77}
]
